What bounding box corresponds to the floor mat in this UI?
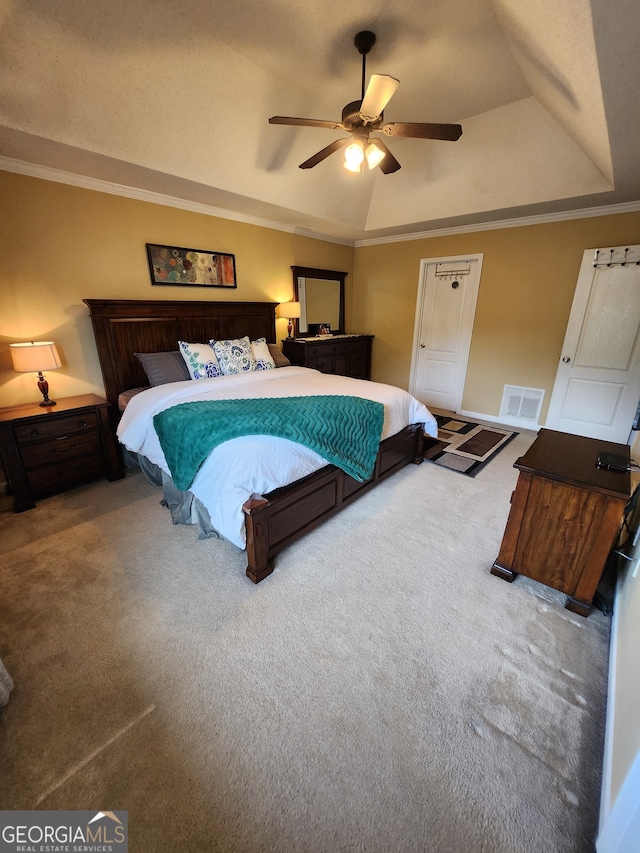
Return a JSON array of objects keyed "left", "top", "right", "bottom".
[{"left": 423, "top": 415, "right": 518, "bottom": 476}]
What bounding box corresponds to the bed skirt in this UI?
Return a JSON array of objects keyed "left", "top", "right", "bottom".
[
  {"left": 0, "top": 657, "right": 14, "bottom": 707},
  {"left": 124, "top": 449, "right": 223, "bottom": 542}
]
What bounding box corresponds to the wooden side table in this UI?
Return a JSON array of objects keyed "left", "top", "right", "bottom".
[
  {"left": 0, "top": 394, "right": 124, "bottom": 512},
  {"left": 491, "top": 429, "right": 630, "bottom": 616}
]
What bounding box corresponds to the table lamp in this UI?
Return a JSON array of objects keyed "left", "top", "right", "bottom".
[
  {"left": 279, "top": 302, "right": 301, "bottom": 339},
  {"left": 10, "top": 341, "right": 62, "bottom": 406}
]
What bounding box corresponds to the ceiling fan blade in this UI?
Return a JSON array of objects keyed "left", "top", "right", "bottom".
[
  {"left": 382, "top": 122, "right": 463, "bottom": 141},
  {"left": 299, "top": 138, "right": 350, "bottom": 169},
  {"left": 372, "top": 139, "right": 401, "bottom": 174},
  {"left": 359, "top": 74, "right": 400, "bottom": 121},
  {"left": 269, "top": 116, "right": 344, "bottom": 130}
]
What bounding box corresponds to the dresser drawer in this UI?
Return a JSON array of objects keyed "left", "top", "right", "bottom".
[
  {"left": 26, "top": 454, "right": 107, "bottom": 495},
  {"left": 308, "top": 357, "right": 333, "bottom": 373},
  {"left": 307, "top": 342, "right": 347, "bottom": 357},
  {"left": 349, "top": 352, "right": 369, "bottom": 370},
  {"left": 14, "top": 411, "right": 98, "bottom": 444},
  {"left": 348, "top": 341, "right": 370, "bottom": 357},
  {"left": 349, "top": 365, "right": 369, "bottom": 380},
  {"left": 19, "top": 430, "right": 102, "bottom": 470}
]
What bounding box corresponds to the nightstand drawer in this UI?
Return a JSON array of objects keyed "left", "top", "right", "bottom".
[
  {"left": 14, "top": 411, "right": 98, "bottom": 444},
  {"left": 19, "top": 431, "right": 102, "bottom": 470},
  {"left": 26, "top": 454, "right": 107, "bottom": 495}
]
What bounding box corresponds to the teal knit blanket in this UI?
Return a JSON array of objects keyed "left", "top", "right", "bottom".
[{"left": 153, "top": 395, "right": 385, "bottom": 490}]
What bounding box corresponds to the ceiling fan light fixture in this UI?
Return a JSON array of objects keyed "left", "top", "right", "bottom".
[
  {"left": 343, "top": 140, "right": 364, "bottom": 172},
  {"left": 365, "top": 141, "right": 385, "bottom": 169},
  {"left": 271, "top": 30, "right": 463, "bottom": 176}
]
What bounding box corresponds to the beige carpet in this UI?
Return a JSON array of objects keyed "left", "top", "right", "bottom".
[{"left": 0, "top": 427, "right": 611, "bottom": 852}]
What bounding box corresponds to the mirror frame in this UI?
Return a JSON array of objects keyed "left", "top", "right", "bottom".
[{"left": 291, "top": 266, "right": 347, "bottom": 337}]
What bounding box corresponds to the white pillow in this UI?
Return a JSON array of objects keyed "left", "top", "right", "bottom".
[
  {"left": 178, "top": 341, "right": 222, "bottom": 380},
  {"left": 251, "top": 337, "right": 276, "bottom": 370},
  {"left": 210, "top": 336, "right": 256, "bottom": 375}
]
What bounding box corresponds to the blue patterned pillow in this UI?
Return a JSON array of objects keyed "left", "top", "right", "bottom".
[
  {"left": 251, "top": 337, "right": 276, "bottom": 371},
  {"left": 211, "top": 336, "right": 256, "bottom": 375},
  {"left": 178, "top": 341, "right": 222, "bottom": 380}
]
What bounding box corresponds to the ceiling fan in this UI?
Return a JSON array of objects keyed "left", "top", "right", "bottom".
[{"left": 269, "top": 30, "right": 462, "bottom": 174}]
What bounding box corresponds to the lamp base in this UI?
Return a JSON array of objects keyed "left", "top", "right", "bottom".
[{"left": 37, "top": 372, "right": 56, "bottom": 407}]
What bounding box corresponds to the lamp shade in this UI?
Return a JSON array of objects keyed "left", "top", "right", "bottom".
[
  {"left": 278, "top": 302, "right": 301, "bottom": 320},
  {"left": 10, "top": 341, "right": 62, "bottom": 373}
]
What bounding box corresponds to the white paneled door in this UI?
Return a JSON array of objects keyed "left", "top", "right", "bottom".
[
  {"left": 546, "top": 245, "right": 640, "bottom": 443},
  {"left": 410, "top": 255, "right": 482, "bottom": 412}
]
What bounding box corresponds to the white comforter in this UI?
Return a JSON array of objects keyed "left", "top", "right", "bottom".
[{"left": 117, "top": 366, "right": 438, "bottom": 549}]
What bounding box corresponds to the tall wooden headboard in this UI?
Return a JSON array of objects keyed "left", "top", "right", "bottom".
[{"left": 84, "top": 299, "right": 277, "bottom": 409}]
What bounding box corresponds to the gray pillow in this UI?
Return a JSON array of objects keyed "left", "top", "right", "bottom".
[
  {"left": 134, "top": 351, "right": 191, "bottom": 386},
  {"left": 268, "top": 343, "right": 291, "bottom": 367}
]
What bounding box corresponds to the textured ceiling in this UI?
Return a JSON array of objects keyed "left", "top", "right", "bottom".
[{"left": 0, "top": 0, "right": 638, "bottom": 242}]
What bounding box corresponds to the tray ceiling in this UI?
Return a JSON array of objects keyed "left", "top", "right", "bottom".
[{"left": 0, "top": 0, "right": 638, "bottom": 242}]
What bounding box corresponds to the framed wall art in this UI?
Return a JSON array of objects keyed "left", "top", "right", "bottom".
[{"left": 146, "top": 243, "right": 237, "bottom": 288}]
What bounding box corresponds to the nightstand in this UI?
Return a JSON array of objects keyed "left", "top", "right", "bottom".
[
  {"left": 491, "top": 429, "right": 630, "bottom": 616},
  {"left": 0, "top": 394, "right": 125, "bottom": 512}
]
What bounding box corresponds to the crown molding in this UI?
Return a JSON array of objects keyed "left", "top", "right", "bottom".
[
  {"left": 354, "top": 200, "right": 640, "bottom": 247},
  {"left": 2, "top": 155, "right": 639, "bottom": 249},
  {"left": 0, "top": 156, "right": 354, "bottom": 247}
]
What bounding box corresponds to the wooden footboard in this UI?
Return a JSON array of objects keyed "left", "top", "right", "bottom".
[{"left": 243, "top": 423, "right": 424, "bottom": 582}]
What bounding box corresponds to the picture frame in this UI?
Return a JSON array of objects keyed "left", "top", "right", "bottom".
[
  {"left": 309, "top": 323, "right": 332, "bottom": 336},
  {"left": 146, "top": 243, "right": 237, "bottom": 288}
]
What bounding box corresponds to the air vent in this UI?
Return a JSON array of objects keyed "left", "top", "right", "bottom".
[{"left": 500, "top": 385, "right": 544, "bottom": 425}]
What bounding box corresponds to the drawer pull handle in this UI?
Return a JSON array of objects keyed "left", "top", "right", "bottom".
[
  {"left": 30, "top": 428, "right": 40, "bottom": 437},
  {"left": 53, "top": 443, "right": 77, "bottom": 454},
  {"left": 55, "top": 435, "right": 69, "bottom": 441},
  {"left": 78, "top": 420, "right": 88, "bottom": 427}
]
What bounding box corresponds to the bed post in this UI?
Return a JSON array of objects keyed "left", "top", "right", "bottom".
[{"left": 243, "top": 497, "right": 275, "bottom": 583}]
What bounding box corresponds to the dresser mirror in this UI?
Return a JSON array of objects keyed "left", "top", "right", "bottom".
[{"left": 292, "top": 266, "right": 346, "bottom": 336}]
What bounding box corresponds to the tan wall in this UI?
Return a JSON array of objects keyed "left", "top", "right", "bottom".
[
  {"left": 0, "top": 171, "right": 354, "bottom": 407},
  {"left": 353, "top": 213, "right": 640, "bottom": 422},
  {"left": 3, "top": 169, "right": 638, "bottom": 425}
]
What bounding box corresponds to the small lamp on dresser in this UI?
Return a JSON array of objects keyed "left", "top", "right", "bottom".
[
  {"left": 10, "top": 341, "right": 62, "bottom": 406},
  {"left": 278, "top": 302, "right": 301, "bottom": 339}
]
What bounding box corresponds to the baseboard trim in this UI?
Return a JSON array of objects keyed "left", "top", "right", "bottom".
[
  {"left": 457, "top": 408, "right": 540, "bottom": 432},
  {"left": 599, "top": 573, "right": 621, "bottom": 831}
]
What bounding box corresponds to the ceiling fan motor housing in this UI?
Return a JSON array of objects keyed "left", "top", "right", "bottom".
[{"left": 342, "top": 100, "right": 364, "bottom": 127}]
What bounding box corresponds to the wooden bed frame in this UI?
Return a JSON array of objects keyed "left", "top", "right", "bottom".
[{"left": 84, "top": 298, "right": 424, "bottom": 582}]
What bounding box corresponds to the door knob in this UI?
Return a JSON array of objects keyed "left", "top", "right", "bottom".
[
  {"left": 562, "top": 356, "right": 571, "bottom": 363},
  {"left": 420, "top": 344, "right": 426, "bottom": 348}
]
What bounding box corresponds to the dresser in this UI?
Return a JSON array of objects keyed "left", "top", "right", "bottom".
[
  {"left": 282, "top": 335, "right": 373, "bottom": 380},
  {"left": 491, "top": 429, "right": 630, "bottom": 616},
  {"left": 0, "top": 394, "right": 125, "bottom": 512}
]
